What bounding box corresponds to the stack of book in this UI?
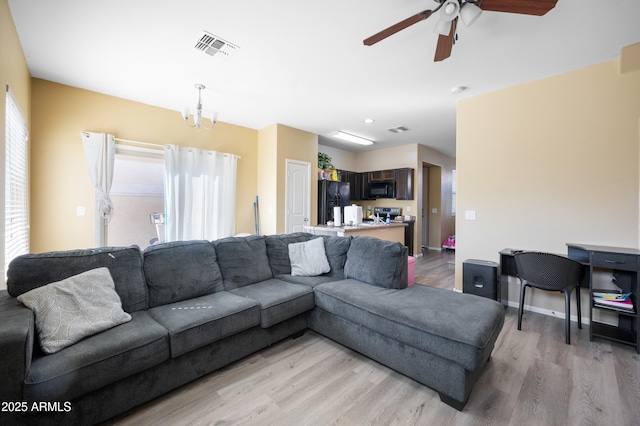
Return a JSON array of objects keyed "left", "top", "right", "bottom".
[{"left": 593, "top": 291, "right": 635, "bottom": 313}]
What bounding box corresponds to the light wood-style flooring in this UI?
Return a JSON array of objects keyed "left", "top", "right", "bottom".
[{"left": 107, "top": 251, "right": 640, "bottom": 426}]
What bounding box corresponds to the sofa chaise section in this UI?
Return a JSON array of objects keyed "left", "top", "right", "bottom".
[
  {"left": 308, "top": 236, "right": 505, "bottom": 410},
  {"left": 310, "top": 281, "right": 505, "bottom": 408}
]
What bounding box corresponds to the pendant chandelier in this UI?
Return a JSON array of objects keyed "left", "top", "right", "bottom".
[{"left": 181, "top": 84, "right": 218, "bottom": 130}]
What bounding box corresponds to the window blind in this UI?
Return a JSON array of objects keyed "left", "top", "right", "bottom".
[{"left": 5, "top": 87, "right": 29, "bottom": 276}]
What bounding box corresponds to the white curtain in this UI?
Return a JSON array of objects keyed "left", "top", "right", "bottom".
[
  {"left": 164, "top": 145, "right": 237, "bottom": 242},
  {"left": 81, "top": 132, "right": 115, "bottom": 246}
]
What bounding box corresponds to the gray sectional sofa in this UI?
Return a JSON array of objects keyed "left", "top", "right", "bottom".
[{"left": 0, "top": 233, "right": 505, "bottom": 425}]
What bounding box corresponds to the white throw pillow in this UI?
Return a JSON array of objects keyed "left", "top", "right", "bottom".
[
  {"left": 17, "top": 267, "right": 132, "bottom": 354},
  {"left": 288, "top": 237, "right": 331, "bottom": 276}
]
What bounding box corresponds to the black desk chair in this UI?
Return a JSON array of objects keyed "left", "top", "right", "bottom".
[{"left": 515, "top": 251, "right": 585, "bottom": 344}]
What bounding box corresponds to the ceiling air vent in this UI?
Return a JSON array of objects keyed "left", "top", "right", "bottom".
[
  {"left": 194, "top": 31, "right": 239, "bottom": 60},
  {"left": 388, "top": 126, "right": 410, "bottom": 134}
]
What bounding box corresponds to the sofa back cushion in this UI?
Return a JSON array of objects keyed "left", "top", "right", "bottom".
[
  {"left": 265, "top": 233, "right": 351, "bottom": 279},
  {"left": 344, "top": 236, "right": 408, "bottom": 289},
  {"left": 214, "top": 235, "right": 273, "bottom": 290},
  {"left": 6, "top": 246, "right": 147, "bottom": 313},
  {"left": 321, "top": 235, "right": 351, "bottom": 278},
  {"left": 265, "top": 233, "right": 313, "bottom": 276},
  {"left": 143, "top": 240, "right": 224, "bottom": 307}
]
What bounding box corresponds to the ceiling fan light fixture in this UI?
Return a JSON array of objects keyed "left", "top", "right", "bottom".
[
  {"left": 433, "top": 19, "right": 452, "bottom": 36},
  {"left": 334, "top": 131, "right": 374, "bottom": 146},
  {"left": 439, "top": 0, "right": 460, "bottom": 22},
  {"left": 460, "top": 3, "right": 482, "bottom": 26}
]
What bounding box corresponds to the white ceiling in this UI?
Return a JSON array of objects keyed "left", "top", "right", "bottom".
[{"left": 8, "top": 0, "right": 640, "bottom": 157}]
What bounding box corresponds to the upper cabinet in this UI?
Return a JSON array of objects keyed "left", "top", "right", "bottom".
[
  {"left": 339, "top": 168, "right": 413, "bottom": 200},
  {"left": 394, "top": 168, "right": 414, "bottom": 200},
  {"left": 369, "top": 169, "right": 395, "bottom": 182},
  {"left": 338, "top": 170, "right": 369, "bottom": 201}
]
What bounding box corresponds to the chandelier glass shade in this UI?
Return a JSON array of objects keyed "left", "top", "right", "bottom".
[{"left": 181, "top": 84, "right": 217, "bottom": 130}]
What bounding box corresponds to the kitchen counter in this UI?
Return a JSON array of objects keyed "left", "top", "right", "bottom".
[{"left": 304, "top": 222, "right": 407, "bottom": 244}]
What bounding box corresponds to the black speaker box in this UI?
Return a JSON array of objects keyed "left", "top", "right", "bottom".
[{"left": 463, "top": 259, "right": 505, "bottom": 305}]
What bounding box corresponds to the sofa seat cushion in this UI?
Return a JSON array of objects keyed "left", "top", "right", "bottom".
[
  {"left": 148, "top": 292, "right": 260, "bottom": 358},
  {"left": 275, "top": 274, "right": 339, "bottom": 288},
  {"left": 230, "top": 279, "right": 314, "bottom": 328},
  {"left": 24, "top": 311, "right": 169, "bottom": 402},
  {"left": 313, "top": 280, "right": 505, "bottom": 371}
]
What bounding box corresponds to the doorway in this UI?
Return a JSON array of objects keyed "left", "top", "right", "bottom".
[
  {"left": 422, "top": 164, "right": 429, "bottom": 253},
  {"left": 422, "top": 163, "right": 443, "bottom": 252}
]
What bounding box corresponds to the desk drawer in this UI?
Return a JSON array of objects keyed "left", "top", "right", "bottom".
[{"left": 592, "top": 252, "right": 638, "bottom": 271}]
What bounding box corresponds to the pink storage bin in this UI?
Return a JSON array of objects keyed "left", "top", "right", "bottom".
[{"left": 408, "top": 256, "right": 415, "bottom": 286}]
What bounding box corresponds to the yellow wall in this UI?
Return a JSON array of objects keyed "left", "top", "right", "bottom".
[
  {"left": 456, "top": 53, "right": 640, "bottom": 316},
  {"left": 258, "top": 123, "right": 318, "bottom": 235},
  {"left": 257, "top": 124, "right": 278, "bottom": 235},
  {"left": 1, "top": 0, "right": 31, "bottom": 289},
  {"left": 30, "top": 79, "right": 258, "bottom": 252}
]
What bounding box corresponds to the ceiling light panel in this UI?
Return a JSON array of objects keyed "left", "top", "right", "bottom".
[
  {"left": 334, "top": 131, "right": 374, "bottom": 146},
  {"left": 194, "top": 31, "right": 239, "bottom": 61}
]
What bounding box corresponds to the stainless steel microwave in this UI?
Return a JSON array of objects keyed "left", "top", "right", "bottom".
[{"left": 369, "top": 181, "right": 395, "bottom": 198}]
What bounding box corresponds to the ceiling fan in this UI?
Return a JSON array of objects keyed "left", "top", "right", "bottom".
[{"left": 363, "top": 0, "right": 558, "bottom": 62}]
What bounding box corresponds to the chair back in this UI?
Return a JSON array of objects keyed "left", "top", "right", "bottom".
[{"left": 514, "top": 252, "right": 584, "bottom": 291}]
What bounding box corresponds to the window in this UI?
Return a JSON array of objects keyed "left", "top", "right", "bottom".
[{"left": 5, "top": 87, "right": 29, "bottom": 276}]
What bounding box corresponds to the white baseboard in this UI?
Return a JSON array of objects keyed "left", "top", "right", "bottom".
[
  {"left": 449, "top": 289, "right": 609, "bottom": 326},
  {"left": 505, "top": 299, "right": 595, "bottom": 326}
]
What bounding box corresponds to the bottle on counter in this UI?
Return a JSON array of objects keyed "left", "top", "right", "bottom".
[
  {"left": 366, "top": 205, "right": 372, "bottom": 218},
  {"left": 386, "top": 214, "right": 390, "bottom": 224}
]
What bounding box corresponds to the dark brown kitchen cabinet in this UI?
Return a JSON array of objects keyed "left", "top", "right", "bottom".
[
  {"left": 337, "top": 170, "right": 369, "bottom": 200},
  {"left": 395, "top": 168, "right": 414, "bottom": 200},
  {"left": 369, "top": 169, "right": 395, "bottom": 182},
  {"left": 356, "top": 172, "right": 370, "bottom": 200}
]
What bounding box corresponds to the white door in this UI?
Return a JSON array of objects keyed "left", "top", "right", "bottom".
[{"left": 285, "top": 159, "right": 310, "bottom": 233}]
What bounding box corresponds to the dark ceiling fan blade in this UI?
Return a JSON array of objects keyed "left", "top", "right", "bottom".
[
  {"left": 477, "top": 0, "right": 558, "bottom": 16},
  {"left": 434, "top": 17, "right": 457, "bottom": 62},
  {"left": 363, "top": 9, "right": 432, "bottom": 46}
]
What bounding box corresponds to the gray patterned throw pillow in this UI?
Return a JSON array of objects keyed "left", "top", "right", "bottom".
[
  {"left": 17, "top": 267, "right": 132, "bottom": 354},
  {"left": 288, "top": 237, "right": 331, "bottom": 276}
]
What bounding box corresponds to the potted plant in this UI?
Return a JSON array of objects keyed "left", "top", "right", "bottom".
[{"left": 318, "top": 152, "right": 334, "bottom": 180}]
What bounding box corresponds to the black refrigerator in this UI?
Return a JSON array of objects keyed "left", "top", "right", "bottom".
[{"left": 318, "top": 180, "right": 350, "bottom": 225}]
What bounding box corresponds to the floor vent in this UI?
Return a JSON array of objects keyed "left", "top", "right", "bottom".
[
  {"left": 194, "top": 31, "right": 239, "bottom": 60},
  {"left": 388, "top": 126, "right": 410, "bottom": 134}
]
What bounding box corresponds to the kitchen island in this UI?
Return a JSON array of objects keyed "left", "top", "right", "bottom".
[{"left": 304, "top": 222, "right": 407, "bottom": 244}]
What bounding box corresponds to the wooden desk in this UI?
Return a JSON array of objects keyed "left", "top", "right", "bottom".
[
  {"left": 567, "top": 243, "right": 640, "bottom": 353},
  {"left": 499, "top": 248, "right": 522, "bottom": 278}
]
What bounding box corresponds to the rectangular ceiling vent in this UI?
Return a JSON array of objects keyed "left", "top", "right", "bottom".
[
  {"left": 194, "top": 31, "right": 239, "bottom": 61},
  {"left": 388, "top": 126, "right": 410, "bottom": 134}
]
